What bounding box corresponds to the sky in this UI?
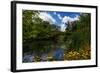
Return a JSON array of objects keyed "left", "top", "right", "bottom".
[{"left": 38, "top": 11, "right": 80, "bottom": 31}]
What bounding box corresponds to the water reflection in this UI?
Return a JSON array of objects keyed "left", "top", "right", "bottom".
[
  {"left": 23, "top": 48, "right": 64, "bottom": 62},
  {"left": 23, "top": 38, "right": 65, "bottom": 63}
]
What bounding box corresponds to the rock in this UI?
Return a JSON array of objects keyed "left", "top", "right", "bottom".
[
  {"left": 23, "top": 54, "right": 35, "bottom": 62},
  {"left": 41, "top": 54, "right": 48, "bottom": 61}
]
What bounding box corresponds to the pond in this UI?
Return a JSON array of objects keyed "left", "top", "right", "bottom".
[{"left": 23, "top": 48, "right": 64, "bottom": 62}]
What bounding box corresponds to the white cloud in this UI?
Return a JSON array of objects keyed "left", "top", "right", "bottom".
[
  {"left": 60, "top": 23, "right": 66, "bottom": 32},
  {"left": 60, "top": 15, "right": 79, "bottom": 32},
  {"left": 57, "top": 14, "right": 62, "bottom": 20},
  {"left": 39, "top": 12, "right": 56, "bottom": 24},
  {"left": 62, "top": 15, "right": 79, "bottom": 24}
]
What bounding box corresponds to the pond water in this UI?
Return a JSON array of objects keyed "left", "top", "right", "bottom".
[
  {"left": 53, "top": 48, "right": 64, "bottom": 60},
  {"left": 23, "top": 48, "right": 64, "bottom": 62}
]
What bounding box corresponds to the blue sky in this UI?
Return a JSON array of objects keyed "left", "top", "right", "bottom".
[{"left": 38, "top": 11, "right": 80, "bottom": 31}]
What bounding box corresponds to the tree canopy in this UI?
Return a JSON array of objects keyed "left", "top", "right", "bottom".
[{"left": 22, "top": 10, "right": 91, "bottom": 61}]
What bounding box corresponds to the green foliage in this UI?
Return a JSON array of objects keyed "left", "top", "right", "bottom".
[
  {"left": 22, "top": 10, "right": 60, "bottom": 55},
  {"left": 64, "top": 13, "right": 91, "bottom": 51},
  {"left": 23, "top": 10, "right": 91, "bottom": 61},
  {"left": 63, "top": 13, "right": 91, "bottom": 60}
]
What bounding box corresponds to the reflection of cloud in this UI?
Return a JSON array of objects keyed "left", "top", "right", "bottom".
[
  {"left": 57, "top": 14, "right": 62, "bottom": 20},
  {"left": 62, "top": 15, "right": 79, "bottom": 24},
  {"left": 39, "top": 12, "right": 56, "bottom": 24}
]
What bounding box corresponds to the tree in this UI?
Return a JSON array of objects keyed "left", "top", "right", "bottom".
[
  {"left": 22, "top": 10, "right": 60, "bottom": 57},
  {"left": 64, "top": 13, "right": 91, "bottom": 52}
]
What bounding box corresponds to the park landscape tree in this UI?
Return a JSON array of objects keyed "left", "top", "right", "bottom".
[{"left": 22, "top": 10, "right": 91, "bottom": 62}]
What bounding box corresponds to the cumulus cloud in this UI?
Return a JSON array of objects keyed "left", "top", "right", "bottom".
[
  {"left": 60, "top": 23, "right": 66, "bottom": 32},
  {"left": 62, "top": 15, "right": 79, "bottom": 24},
  {"left": 60, "top": 15, "right": 79, "bottom": 31},
  {"left": 57, "top": 14, "right": 62, "bottom": 20},
  {"left": 39, "top": 12, "right": 56, "bottom": 24}
]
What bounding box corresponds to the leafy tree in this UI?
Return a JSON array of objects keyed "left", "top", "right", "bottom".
[
  {"left": 64, "top": 13, "right": 91, "bottom": 52},
  {"left": 22, "top": 10, "right": 60, "bottom": 56}
]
